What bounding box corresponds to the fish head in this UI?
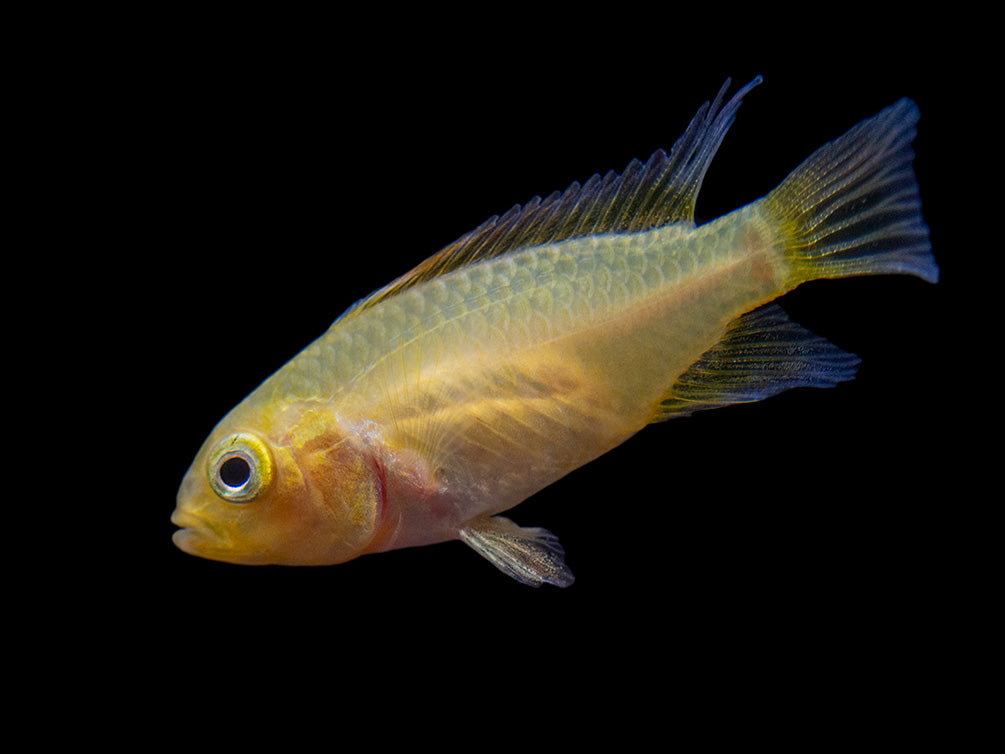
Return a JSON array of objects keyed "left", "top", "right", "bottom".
[{"left": 172, "top": 406, "right": 385, "bottom": 566}]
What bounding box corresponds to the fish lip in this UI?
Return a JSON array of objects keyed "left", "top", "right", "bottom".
[
  {"left": 170, "top": 510, "right": 201, "bottom": 535},
  {"left": 170, "top": 510, "right": 188, "bottom": 528},
  {"left": 171, "top": 510, "right": 213, "bottom": 551},
  {"left": 171, "top": 511, "right": 202, "bottom": 550},
  {"left": 172, "top": 525, "right": 198, "bottom": 554},
  {"left": 171, "top": 508, "right": 234, "bottom": 556}
]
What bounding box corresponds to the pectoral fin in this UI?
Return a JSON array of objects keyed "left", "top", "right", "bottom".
[{"left": 459, "top": 516, "right": 575, "bottom": 588}]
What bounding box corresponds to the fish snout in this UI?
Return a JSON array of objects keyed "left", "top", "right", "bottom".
[{"left": 172, "top": 470, "right": 223, "bottom": 556}]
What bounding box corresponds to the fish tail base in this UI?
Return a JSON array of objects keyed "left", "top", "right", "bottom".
[{"left": 762, "top": 98, "right": 938, "bottom": 287}]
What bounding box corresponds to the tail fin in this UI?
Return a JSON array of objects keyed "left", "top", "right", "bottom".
[{"left": 762, "top": 98, "right": 938, "bottom": 287}]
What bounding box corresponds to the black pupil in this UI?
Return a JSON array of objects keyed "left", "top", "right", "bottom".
[{"left": 220, "top": 456, "right": 252, "bottom": 488}]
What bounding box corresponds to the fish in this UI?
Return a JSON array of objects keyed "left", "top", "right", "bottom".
[{"left": 172, "top": 77, "right": 937, "bottom": 586}]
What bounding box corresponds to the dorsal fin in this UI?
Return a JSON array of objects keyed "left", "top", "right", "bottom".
[{"left": 337, "top": 76, "right": 762, "bottom": 323}]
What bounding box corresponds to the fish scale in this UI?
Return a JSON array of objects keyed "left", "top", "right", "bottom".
[{"left": 249, "top": 209, "right": 789, "bottom": 527}]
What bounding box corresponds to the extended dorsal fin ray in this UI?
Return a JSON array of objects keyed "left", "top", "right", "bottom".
[{"left": 336, "top": 76, "right": 762, "bottom": 323}]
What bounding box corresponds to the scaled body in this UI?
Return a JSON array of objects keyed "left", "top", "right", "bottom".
[{"left": 173, "top": 78, "right": 936, "bottom": 585}]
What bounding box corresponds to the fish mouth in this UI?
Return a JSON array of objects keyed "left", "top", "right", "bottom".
[
  {"left": 171, "top": 504, "right": 241, "bottom": 561},
  {"left": 171, "top": 513, "right": 204, "bottom": 555},
  {"left": 172, "top": 521, "right": 234, "bottom": 560},
  {"left": 171, "top": 510, "right": 220, "bottom": 555}
]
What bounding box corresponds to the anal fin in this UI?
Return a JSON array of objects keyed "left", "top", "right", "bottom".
[
  {"left": 459, "top": 516, "right": 575, "bottom": 588},
  {"left": 654, "top": 303, "right": 861, "bottom": 420}
]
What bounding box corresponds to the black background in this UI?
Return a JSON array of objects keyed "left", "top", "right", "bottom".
[{"left": 64, "top": 13, "right": 983, "bottom": 745}]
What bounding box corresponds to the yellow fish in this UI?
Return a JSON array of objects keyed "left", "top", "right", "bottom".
[{"left": 172, "top": 77, "right": 937, "bottom": 586}]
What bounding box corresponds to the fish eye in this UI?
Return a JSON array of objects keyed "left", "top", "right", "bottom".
[
  {"left": 219, "top": 455, "right": 251, "bottom": 487},
  {"left": 207, "top": 432, "right": 273, "bottom": 503}
]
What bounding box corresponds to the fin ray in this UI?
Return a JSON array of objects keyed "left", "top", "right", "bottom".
[
  {"left": 654, "top": 303, "right": 860, "bottom": 419},
  {"left": 763, "top": 97, "right": 937, "bottom": 285},
  {"left": 459, "top": 516, "right": 574, "bottom": 587}
]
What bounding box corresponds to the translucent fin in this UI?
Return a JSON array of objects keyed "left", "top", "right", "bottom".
[
  {"left": 336, "top": 77, "right": 763, "bottom": 323},
  {"left": 459, "top": 516, "right": 574, "bottom": 588},
  {"left": 763, "top": 98, "right": 938, "bottom": 286},
  {"left": 654, "top": 303, "right": 860, "bottom": 420}
]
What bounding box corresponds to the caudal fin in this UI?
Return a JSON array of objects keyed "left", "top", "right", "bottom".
[{"left": 762, "top": 98, "right": 938, "bottom": 287}]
